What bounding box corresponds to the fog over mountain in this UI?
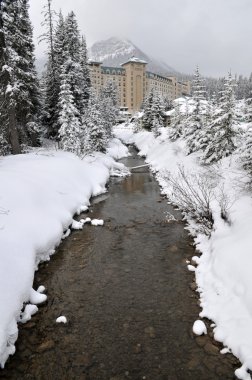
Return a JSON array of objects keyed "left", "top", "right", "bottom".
[{"left": 89, "top": 37, "right": 179, "bottom": 77}]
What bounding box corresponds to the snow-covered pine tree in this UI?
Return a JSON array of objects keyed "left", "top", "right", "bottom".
[
  {"left": 80, "top": 35, "right": 91, "bottom": 108},
  {"left": 163, "top": 95, "right": 172, "bottom": 112},
  {"left": 0, "top": 0, "right": 40, "bottom": 154},
  {"left": 150, "top": 91, "right": 165, "bottom": 136},
  {"left": 142, "top": 88, "right": 165, "bottom": 133},
  {"left": 185, "top": 66, "right": 206, "bottom": 154},
  {"left": 41, "top": 0, "right": 58, "bottom": 136},
  {"left": 0, "top": 0, "right": 17, "bottom": 154},
  {"left": 244, "top": 92, "right": 252, "bottom": 123},
  {"left": 152, "top": 115, "right": 162, "bottom": 138},
  {"left": 64, "top": 11, "right": 85, "bottom": 118},
  {"left": 16, "top": 0, "right": 41, "bottom": 147},
  {"left": 169, "top": 102, "right": 183, "bottom": 141},
  {"left": 192, "top": 66, "right": 206, "bottom": 115},
  {"left": 202, "top": 72, "right": 237, "bottom": 164},
  {"left": 84, "top": 93, "right": 108, "bottom": 153},
  {"left": 240, "top": 126, "right": 252, "bottom": 177},
  {"left": 142, "top": 87, "right": 155, "bottom": 130},
  {"left": 48, "top": 10, "right": 66, "bottom": 134},
  {"left": 58, "top": 69, "right": 81, "bottom": 155},
  {"left": 240, "top": 91, "right": 252, "bottom": 176},
  {"left": 99, "top": 80, "right": 119, "bottom": 140}
]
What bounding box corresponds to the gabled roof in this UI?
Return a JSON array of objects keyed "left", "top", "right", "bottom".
[
  {"left": 88, "top": 60, "right": 103, "bottom": 65},
  {"left": 121, "top": 56, "right": 148, "bottom": 66}
]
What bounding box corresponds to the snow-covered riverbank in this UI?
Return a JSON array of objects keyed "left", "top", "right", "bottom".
[
  {"left": 115, "top": 125, "right": 252, "bottom": 380},
  {"left": 0, "top": 138, "right": 128, "bottom": 368}
]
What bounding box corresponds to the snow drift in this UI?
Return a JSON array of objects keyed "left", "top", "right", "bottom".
[{"left": 0, "top": 138, "right": 128, "bottom": 368}]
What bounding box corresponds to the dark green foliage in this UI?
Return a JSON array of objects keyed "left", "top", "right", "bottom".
[{"left": 0, "top": 0, "right": 41, "bottom": 155}]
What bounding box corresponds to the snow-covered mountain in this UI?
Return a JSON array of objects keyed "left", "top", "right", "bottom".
[{"left": 89, "top": 37, "right": 178, "bottom": 76}]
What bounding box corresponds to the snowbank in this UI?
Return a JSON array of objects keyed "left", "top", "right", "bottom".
[
  {"left": 0, "top": 140, "right": 128, "bottom": 368},
  {"left": 115, "top": 125, "right": 252, "bottom": 380}
]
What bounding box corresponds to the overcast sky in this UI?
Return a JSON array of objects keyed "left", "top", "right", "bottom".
[{"left": 29, "top": 0, "right": 252, "bottom": 78}]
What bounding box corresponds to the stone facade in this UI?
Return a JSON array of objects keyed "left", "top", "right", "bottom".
[{"left": 89, "top": 57, "right": 191, "bottom": 113}]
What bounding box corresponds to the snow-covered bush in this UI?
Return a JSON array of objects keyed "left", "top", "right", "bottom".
[{"left": 163, "top": 165, "right": 214, "bottom": 235}]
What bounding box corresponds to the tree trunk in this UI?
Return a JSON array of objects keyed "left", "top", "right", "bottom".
[{"left": 8, "top": 105, "right": 21, "bottom": 154}]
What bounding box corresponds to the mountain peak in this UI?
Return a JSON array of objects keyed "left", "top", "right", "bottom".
[{"left": 89, "top": 37, "right": 177, "bottom": 76}]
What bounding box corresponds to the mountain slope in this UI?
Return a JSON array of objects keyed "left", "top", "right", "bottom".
[{"left": 89, "top": 37, "right": 178, "bottom": 76}]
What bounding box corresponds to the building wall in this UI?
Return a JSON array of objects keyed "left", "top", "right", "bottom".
[
  {"left": 146, "top": 72, "right": 173, "bottom": 100},
  {"left": 122, "top": 61, "right": 146, "bottom": 112},
  {"left": 100, "top": 67, "right": 126, "bottom": 107},
  {"left": 89, "top": 60, "right": 191, "bottom": 113}
]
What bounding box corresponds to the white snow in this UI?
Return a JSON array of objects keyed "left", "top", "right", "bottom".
[
  {"left": 107, "top": 138, "right": 130, "bottom": 160},
  {"left": 19, "top": 305, "right": 38, "bottom": 324},
  {"left": 193, "top": 320, "right": 207, "bottom": 335},
  {"left": 187, "top": 265, "right": 196, "bottom": 272},
  {"left": 56, "top": 316, "right": 67, "bottom": 324},
  {"left": 81, "top": 217, "right": 91, "bottom": 224},
  {"left": 191, "top": 256, "right": 200, "bottom": 265},
  {"left": 29, "top": 288, "right": 47, "bottom": 305},
  {"left": 37, "top": 285, "right": 46, "bottom": 294},
  {"left": 62, "top": 228, "right": 71, "bottom": 240},
  {"left": 220, "top": 347, "right": 231, "bottom": 354},
  {"left": 91, "top": 219, "right": 104, "bottom": 226},
  {"left": 0, "top": 140, "right": 129, "bottom": 368},
  {"left": 114, "top": 124, "right": 252, "bottom": 379},
  {"left": 71, "top": 219, "right": 85, "bottom": 230}
]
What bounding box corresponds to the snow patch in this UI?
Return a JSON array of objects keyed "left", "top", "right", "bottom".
[
  {"left": 37, "top": 285, "right": 46, "bottom": 294},
  {"left": 193, "top": 320, "right": 207, "bottom": 336},
  {"left": 91, "top": 219, "right": 104, "bottom": 226},
  {"left": 19, "top": 304, "right": 38, "bottom": 324},
  {"left": 29, "top": 288, "right": 47, "bottom": 304},
  {"left": 56, "top": 316, "right": 67, "bottom": 324},
  {"left": 187, "top": 265, "right": 196, "bottom": 272}
]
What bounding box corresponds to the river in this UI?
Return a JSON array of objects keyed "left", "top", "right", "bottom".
[{"left": 1, "top": 148, "right": 238, "bottom": 380}]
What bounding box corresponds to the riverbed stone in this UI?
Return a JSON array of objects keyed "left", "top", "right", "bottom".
[
  {"left": 204, "top": 342, "right": 220, "bottom": 355},
  {"left": 37, "top": 339, "right": 55, "bottom": 352}
]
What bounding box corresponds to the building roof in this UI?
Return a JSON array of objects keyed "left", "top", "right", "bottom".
[
  {"left": 101, "top": 66, "right": 125, "bottom": 75},
  {"left": 88, "top": 60, "right": 103, "bottom": 65},
  {"left": 121, "top": 56, "right": 148, "bottom": 66},
  {"left": 146, "top": 71, "right": 173, "bottom": 82}
]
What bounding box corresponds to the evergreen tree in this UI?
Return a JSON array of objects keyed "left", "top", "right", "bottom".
[
  {"left": 58, "top": 70, "right": 81, "bottom": 155},
  {"left": 192, "top": 66, "right": 206, "bottom": 115},
  {"left": 64, "top": 11, "right": 85, "bottom": 118},
  {"left": 169, "top": 102, "right": 183, "bottom": 141},
  {"left": 80, "top": 35, "right": 91, "bottom": 108},
  {"left": 41, "top": 0, "right": 58, "bottom": 136},
  {"left": 240, "top": 126, "right": 252, "bottom": 177},
  {"left": 142, "top": 88, "right": 165, "bottom": 133},
  {"left": 142, "top": 87, "right": 155, "bottom": 130},
  {"left": 0, "top": 0, "right": 40, "bottom": 154},
  {"left": 48, "top": 10, "right": 65, "bottom": 134},
  {"left": 244, "top": 92, "right": 252, "bottom": 123},
  {"left": 99, "top": 80, "right": 119, "bottom": 140},
  {"left": 150, "top": 92, "right": 165, "bottom": 136},
  {"left": 152, "top": 115, "right": 162, "bottom": 138},
  {"left": 163, "top": 95, "right": 172, "bottom": 112},
  {"left": 16, "top": 0, "right": 41, "bottom": 147},
  {"left": 240, "top": 92, "right": 252, "bottom": 176},
  {"left": 0, "top": 0, "right": 18, "bottom": 154},
  {"left": 84, "top": 94, "right": 108, "bottom": 153},
  {"left": 185, "top": 66, "right": 206, "bottom": 154},
  {"left": 202, "top": 72, "right": 237, "bottom": 164}
]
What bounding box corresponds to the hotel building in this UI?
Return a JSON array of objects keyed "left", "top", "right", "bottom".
[{"left": 89, "top": 57, "right": 191, "bottom": 114}]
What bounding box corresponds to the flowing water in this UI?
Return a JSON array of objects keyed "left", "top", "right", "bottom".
[{"left": 1, "top": 148, "right": 238, "bottom": 380}]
